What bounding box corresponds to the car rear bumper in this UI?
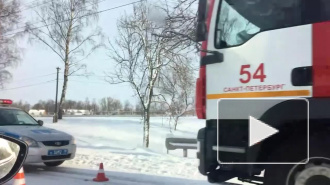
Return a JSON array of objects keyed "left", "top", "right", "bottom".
[{"left": 25, "top": 144, "right": 76, "bottom": 163}]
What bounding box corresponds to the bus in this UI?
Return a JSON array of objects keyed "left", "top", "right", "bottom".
[{"left": 195, "top": 0, "right": 330, "bottom": 184}]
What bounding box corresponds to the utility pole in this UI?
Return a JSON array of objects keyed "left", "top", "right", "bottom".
[{"left": 53, "top": 67, "right": 60, "bottom": 123}]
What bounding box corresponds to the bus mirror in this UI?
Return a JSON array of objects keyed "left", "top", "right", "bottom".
[
  {"left": 196, "top": 21, "right": 207, "bottom": 42},
  {"left": 196, "top": 0, "right": 207, "bottom": 42},
  {"left": 200, "top": 51, "right": 224, "bottom": 65},
  {"left": 197, "top": 0, "right": 207, "bottom": 22}
]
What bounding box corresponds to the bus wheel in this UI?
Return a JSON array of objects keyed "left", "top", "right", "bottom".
[
  {"left": 264, "top": 136, "right": 330, "bottom": 185},
  {"left": 286, "top": 157, "right": 330, "bottom": 185}
]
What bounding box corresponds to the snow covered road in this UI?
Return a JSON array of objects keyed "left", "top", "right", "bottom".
[
  {"left": 4, "top": 116, "right": 252, "bottom": 184},
  {"left": 7, "top": 164, "right": 210, "bottom": 185},
  {"left": 5, "top": 164, "right": 244, "bottom": 185}
]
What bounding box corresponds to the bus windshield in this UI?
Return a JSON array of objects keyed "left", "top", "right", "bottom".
[{"left": 215, "top": 0, "right": 330, "bottom": 49}]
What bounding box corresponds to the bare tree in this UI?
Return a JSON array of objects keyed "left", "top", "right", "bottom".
[
  {"left": 32, "top": 100, "right": 46, "bottom": 110},
  {"left": 91, "top": 98, "right": 99, "bottom": 114},
  {"left": 106, "top": 97, "right": 115, "bottom": 112},
  {"left": 124, "top": 100, "right": 133, "bottom": 112},
  {"left": 99, "top": 97, "right": 122, "bottom": 114},
  {"left": 112, "top": 99, "right": 123, "bottom": 112},
  {"left": 12, "top": 100, "right": 31, "bottom": 112},
  {"left": 154, "top": 0, "right": 245, "bottom": 50},
  {"left": 106, "top": 2, "right": 188, "bottom": 147},
  {"left": 45, "top": 99, "right": 55, "bottom": 114},
  {"left": 150, "top": 0, "right": 199, "bottom": 51},
  {"left": 158, "top": 61, "right": 195, "bottom": 130},
  {"left": 63, "top": 100, "right": 76, "bottom": 110},
  {"left": 164, "top": 0, "right": 248, "bottom": 48},
  {"left": 25, "top": 0, "right": 104, "bottom": 119},
  {"left": 0, "top": 0, "right": 23, "bottom": 88},
  {"left": 85, "top": 97, "right": 92, "bottom": 111},
  {"left": 99, "top": 97, "right": 107, "bottom": 113},
  {"left": 76, "top": 101, "right": 84, "bottom": 109},
  {"left": 135, "top": 102, "right": 143, "bottom": 114}
]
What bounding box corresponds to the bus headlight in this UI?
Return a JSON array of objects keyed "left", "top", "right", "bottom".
[{"left": 20, "top": 136, "right": 39, "bottom": 147}]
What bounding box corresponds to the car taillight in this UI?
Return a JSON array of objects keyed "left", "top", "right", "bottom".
[
  {"left": 196, "top": 66, "right": 206, "bottom": 119},
  {"left": 0, "top": 99, "right": 13, "bottom": 105}
]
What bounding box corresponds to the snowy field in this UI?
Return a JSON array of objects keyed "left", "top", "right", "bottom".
[{"left": 5, "top": 116, "right": 251, "bottom": 185}]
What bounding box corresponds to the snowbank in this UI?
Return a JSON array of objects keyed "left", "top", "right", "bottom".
[
  {"left": 35, "top": 116, "right": 205, "bottom": 180},
  {"left": 25, "top": 116, "right": 250, "bottom": 184}
]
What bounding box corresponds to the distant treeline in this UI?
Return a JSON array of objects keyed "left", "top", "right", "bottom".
[{"left": 9, "top": 97, "right": 195, "bottom": 116}]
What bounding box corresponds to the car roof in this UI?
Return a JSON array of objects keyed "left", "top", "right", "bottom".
[{"left": 0, "top": 106, "right": 22, "bottom": 110}]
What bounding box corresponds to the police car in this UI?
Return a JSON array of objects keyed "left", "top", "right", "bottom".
[{"left": 0, "top": 99, "right": 76, "bottom": 167}]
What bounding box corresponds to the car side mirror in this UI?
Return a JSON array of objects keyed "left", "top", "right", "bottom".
[
  {"left": 37, "top": 120, "right": 44, "bottom": 126},
  {"left": 0, "top": 134, "right": 28, "bottom": 184}
]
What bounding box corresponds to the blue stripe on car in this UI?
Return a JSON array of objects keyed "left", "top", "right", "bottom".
[{"left": 0, "top": 131, "right": 20, "bottom": 139}]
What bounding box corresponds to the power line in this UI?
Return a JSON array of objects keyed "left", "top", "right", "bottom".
[
  {"left": 53, "top": 72, "right": 109, "bottom": 79},
  {"left": 57, "top": 72, "right": 107, "bottom": 78},
  {"left": 60, "top": 78, "right": 131, "bottom": 87},
  {"left": 21, "top": 0, "right": 40, "bottom": 7},
  {"left": 10, "top": 73, "right": 57, "bottom": 83},
  {"left": 4, "top": 0, "right": 108, "bottom": 19},
  {"left": 0, "top": 0, "right": 51, "bottom": 18},
  {"left": 3, "top": 0, "right": 38, "bottom": 10},
  {"left": 1, "top": 0, "right": 144, "bottom": 38},
  {"left": 20, "top": 0, "right": 45, "bottom": 8},
  {"left": 69, "top": 74, "right": 108, "bottom": 78},
  {"left": 59, "top": 79, "right": 108, "bottom": 85},
  {"left": 0, "top": 79, "right": 56, "bottom": 91},
  {"left": 13, "top": 0, "right": 109, "bottom": 33},
  {"left": 20, "top": 1, "right": 50, "bottom": 12}
]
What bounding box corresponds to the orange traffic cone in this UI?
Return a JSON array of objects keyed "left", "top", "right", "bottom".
[
  {"left": 12, "top": 167, "right": 25, "bottom": 185},
  {"left": 93, "top": 163, "right": 109, "bottom": 182}
]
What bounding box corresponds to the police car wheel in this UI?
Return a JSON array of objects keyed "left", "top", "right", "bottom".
[
  {"left": 44, "top": 161, "right": 65, "bottom": 167},
  {"left": 264, "top": 135, "right": 330, "bottom": 185}
]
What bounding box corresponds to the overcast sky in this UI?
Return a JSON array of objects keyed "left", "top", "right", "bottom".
[{"left": 2, "top": 0, "right": 141, "bottom": 105}]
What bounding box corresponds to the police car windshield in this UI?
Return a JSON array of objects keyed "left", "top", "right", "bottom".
[{"left": 0, "top": 109, "right": 38, "bottom": 126}]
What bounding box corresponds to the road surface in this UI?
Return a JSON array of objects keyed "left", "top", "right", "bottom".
[{"left": 5, "top": 164, "right": 244, "bottom": 185}]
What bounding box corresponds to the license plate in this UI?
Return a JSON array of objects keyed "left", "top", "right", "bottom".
[{"left": 48, "top": 149, "right": 68, "bottom": 156}]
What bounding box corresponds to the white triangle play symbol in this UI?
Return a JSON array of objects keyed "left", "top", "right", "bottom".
[{"left": 249, "top": 116, "right": 279, "bottom": 147}]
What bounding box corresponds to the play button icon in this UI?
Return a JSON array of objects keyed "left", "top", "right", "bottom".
[
  {"left": 217, "top": 98, "right": 308, "bottom": 164},
  {"left": 249, "top": 116, "right": 279, "bottom": 147}
]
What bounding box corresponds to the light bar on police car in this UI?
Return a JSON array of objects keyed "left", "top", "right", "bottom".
[{"left": 0, "top": 99, "right": 12, "bottom": 105}]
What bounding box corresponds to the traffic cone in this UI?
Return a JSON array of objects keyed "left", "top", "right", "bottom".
[
  {"left": 93, "top": 163, "right": 109, "bottom": 182},
  {"left": 12, "top": 167, "right": 25, "bottom": 185}
]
